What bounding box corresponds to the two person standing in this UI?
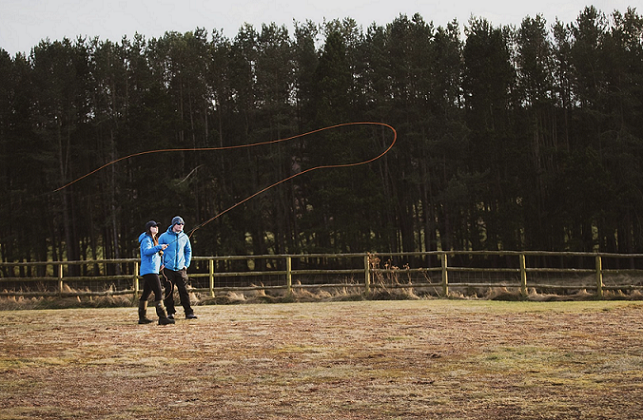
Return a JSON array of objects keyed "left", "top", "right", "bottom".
[{"left": 137, "top": 216, "right": 197, "bottom": 325}]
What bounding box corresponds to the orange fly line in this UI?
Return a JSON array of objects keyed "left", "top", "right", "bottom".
[{"left": 55, "top": 121, "right": 397, "bottom": 236}]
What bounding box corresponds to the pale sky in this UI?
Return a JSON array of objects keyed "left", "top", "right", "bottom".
[{"left": 0, "top": 0, "right": 636, "bottom": 57}]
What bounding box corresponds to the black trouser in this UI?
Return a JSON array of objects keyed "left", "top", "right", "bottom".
[
  {"left": 162, "top": 268, "right": 194, "bottom": 316},
  {"left": 140, "top": 273, "right": 163, "bottom": 302}
]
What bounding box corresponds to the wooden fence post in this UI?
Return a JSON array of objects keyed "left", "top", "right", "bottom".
[
  {"left": 364, "top": 254, "right": 370, "bottom": 295},
  {"left": 286, "top": 256, "right": 292, "bottom": 295},
  {"left": 58, "top": 263, "right": 64, "bottom": 295},
  {"left": 132, "top": 262, "right": 139, "bottom": 299},
  {"left": 595, "top": 255, "right": 604, "bottom": 299},
  {"left": 209, "top": 259, "right": 215, "bottom": 298},
  {"left": 520, "top": 254, "right": 528, "bottom": 297},
  {"left": 441, "top": 253, "right": 449, "bottom": 297}
]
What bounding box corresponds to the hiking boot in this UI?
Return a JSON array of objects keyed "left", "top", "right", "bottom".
[
  {"left": 155, "top": 301, "right": 175, "bottom": 325},
  {"left": 138, "top": 301, "right": 153, "bottom": 324},
  {"left": 158, "top": 316, "right": 175, "bottom": 325}
]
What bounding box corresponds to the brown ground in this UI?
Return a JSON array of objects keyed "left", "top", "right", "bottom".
[{"left": 1, "top": 299, "right": 642, "bottom": 419}]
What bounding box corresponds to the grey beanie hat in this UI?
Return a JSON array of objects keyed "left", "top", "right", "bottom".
[{"left": 171, "top": 216, "right": 185, "bottom": 226}]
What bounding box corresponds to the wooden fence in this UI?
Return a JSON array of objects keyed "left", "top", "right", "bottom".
[{"left": 1, "top": 251, "right": 643, "bottom": 299}]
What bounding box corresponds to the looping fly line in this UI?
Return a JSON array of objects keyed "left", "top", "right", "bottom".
[{"left": 55, "top": 121, "right": 397, "bottom": 237}]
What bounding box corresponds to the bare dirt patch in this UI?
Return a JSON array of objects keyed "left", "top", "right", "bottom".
[{"left": 1, "top": 300, "right": 643, "bottom": 419}]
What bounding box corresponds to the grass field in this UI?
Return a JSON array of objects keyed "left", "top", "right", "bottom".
[{"left": 1, "top": 299, "right": 643, "bottom": 419}]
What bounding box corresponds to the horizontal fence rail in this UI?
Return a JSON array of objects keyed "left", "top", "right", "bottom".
[{"left": 1, "top": 251, "right": 643, "bottom": 299}]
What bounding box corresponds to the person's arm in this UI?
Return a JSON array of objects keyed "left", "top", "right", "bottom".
[
  {"left": 141, "top": 237, "right": 162, "bottom": 256},
  {"left": 184, "top": 237, "right": 192, "bottom": 269},
  {"left": 158, "top": 234, "right": 168, "bottom": 266}
]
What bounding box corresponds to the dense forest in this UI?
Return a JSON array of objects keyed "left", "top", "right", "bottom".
[{"left": 1, "top": 6, "right": 642, "bottom": 264}]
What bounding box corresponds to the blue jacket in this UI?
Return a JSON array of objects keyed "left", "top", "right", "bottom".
[
  {"left": 138, "top": 233, "right": 165, "bottom": 276},
  {"left": 158, "top": 226, "right": 192, "bottom": 271}
]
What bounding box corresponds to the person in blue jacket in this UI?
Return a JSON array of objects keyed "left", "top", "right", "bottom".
[
  {"left": 138, "top": 220, "right": 174, "bottom": 325},
  {"left": 158, "top": 216, "right": 197, "bottom": 319}
]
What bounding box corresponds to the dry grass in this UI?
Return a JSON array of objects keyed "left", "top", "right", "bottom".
[
  {"left": 4, "top": 285, "right": 642, "bottom": 313},
  {"left": 1, "top": 299, "right": 643, "bottom": 419}
]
